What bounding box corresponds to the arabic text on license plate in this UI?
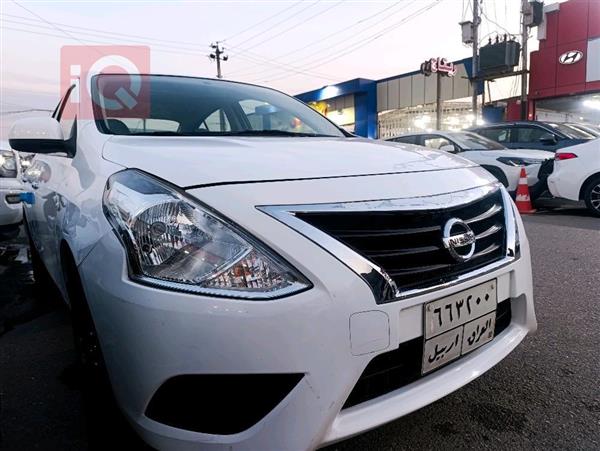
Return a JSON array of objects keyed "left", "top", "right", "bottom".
[{"left": 422, "top": 280, "right": 497, "bottom": 374}]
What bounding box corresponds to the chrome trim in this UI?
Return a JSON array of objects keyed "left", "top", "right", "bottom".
[
  {"left": 258, "top": 183, "right": 519, "bottom": 303},
  {"left": 465, "top": 203, "right": 503, "bottom": 224},
  {"left": 476, "top": 224, "right": 503, "bottom": 240}
]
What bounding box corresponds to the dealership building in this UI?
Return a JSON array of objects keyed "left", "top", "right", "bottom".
[{"left": 296, "top": 0, "right": 600, "bottom": 138}]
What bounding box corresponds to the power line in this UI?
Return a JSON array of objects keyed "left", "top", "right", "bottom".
[
  {"left": 222, "top": 0, "right": 305, "bottom": 42},
  {"left": 235, "top": 0, "right": 419, "bottom": 81},
  {"left": 236, "top": 0, "right": 343, "bottom": 53},
  {"left": 0, "top": 14, "right": 339, "bottom": 80},
  {"left": 228, "top": 0, "right": 324, "bottom": 47},
  {"left": 250, "top": 0, "right": 441, "bottom": 84},
  {"left": 227, "top": 0, "right": 406, "bottom": 77}
]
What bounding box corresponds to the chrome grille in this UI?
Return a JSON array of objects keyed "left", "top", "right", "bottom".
[{"left": 295, "top": 188, "right": 506, "bottom": 300}]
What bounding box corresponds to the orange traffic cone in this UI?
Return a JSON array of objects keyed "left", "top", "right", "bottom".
[{"left": 515, "top": 167, "right": 536, "bottom": 214}]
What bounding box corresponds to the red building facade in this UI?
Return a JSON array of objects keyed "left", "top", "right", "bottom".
[{"left": 525, "top": 0, "right": 600, "bottom": 123}]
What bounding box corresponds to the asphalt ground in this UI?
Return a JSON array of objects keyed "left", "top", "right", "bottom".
[{"left": 0, "top": 206, "right": 598, "bottom": 450}]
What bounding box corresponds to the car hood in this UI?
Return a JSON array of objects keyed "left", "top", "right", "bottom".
[{"left": 102, "top": 136, "right": 476, "bottom": 187}]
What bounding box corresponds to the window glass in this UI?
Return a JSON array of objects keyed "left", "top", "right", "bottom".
[
  {"left": 450, "top": 132, "right": 506, "bottom": 150},
  {"left": 93, "top": 75, "right": 344, "bottom": 137},
  {"left": 479, "top": 128, "right": 510, "bottom": 143},
  {"left": 423, "top": 136, "right": 453, "bottom": 150},
  {"left": 56, "top": 85, "right": 77, "bottom": 139},
  {"left": 514, "top": 127, "right": 551, "bottom": 142},
  {"left": 200, "top": 110, "right": 231, "bottom": 132},
  {"left": 390, "top": 135, "right": 418, "bottom": 144},
  {"left": 107, "top": 118, "right": 180, "bottom": 134}
]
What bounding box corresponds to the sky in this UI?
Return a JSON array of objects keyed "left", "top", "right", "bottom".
[{"left": 0, "top": 0, "right": 542, "bottom": 122}]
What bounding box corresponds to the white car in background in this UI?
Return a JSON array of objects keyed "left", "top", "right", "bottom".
[
  {"left": 0, "top": 140, "right": 24, "bottom": 231},
  {"left": 9, "top": 75, "right": 536, "bottom": 450},
  {"left": 387, "top": 131, "right": 554, "bottom": 199},
  {"left": 548, "top": 139, "right": 600, "bottom": 217}
]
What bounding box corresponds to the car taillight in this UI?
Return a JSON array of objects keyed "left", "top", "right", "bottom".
[{"left": 555, "top": 152, "right": 578, "bottom": 161}]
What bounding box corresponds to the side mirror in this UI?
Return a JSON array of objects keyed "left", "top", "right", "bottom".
[
  {"left": 439, "top": 144, "right": 458, "bottom": 153},
  {"left": 539, "top": 133, "right": 557, "bottom": 145},
  {"left": 8, "top": 117, "right": 68, "bottom": 154}
]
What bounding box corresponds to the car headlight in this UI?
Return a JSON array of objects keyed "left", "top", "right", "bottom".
[
  {"left": 0, "top": 150, "right": 17, "bottom": 178},
  {"left": 103, "top": 169, "right": 311, "bottom": 299},
  {"left": 496, "top": 157, "right": 544, "bottom": 167}
]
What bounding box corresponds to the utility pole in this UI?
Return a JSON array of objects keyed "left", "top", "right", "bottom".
[
  {"left": 520, "top": 0, "right": 530, "bottom": 120},
  {"left": 471, "top": 0, "right": 480, "bottom": 124},
  {"left": 436, "top": 71, "right": 442, "bottom": 130},
  {"left": 210, "top": 42, "right": 228, "bottom": 79}
]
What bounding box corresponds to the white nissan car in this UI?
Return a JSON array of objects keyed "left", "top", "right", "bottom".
[
  {"left": 548, "top": 138, "right": 600, "bottom": 216},
  {"left": 387, "top": 131, "right": 554, "bottom": 199},
  {"left": 9, "top": 75, "right": 536, "bottom": 450}
]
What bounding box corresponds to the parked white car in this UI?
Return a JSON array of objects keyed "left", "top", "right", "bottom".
[
  {"left": 548, "top": 138, "right": 600, "bottom": 216},
  {"left": 9, "top": 75, "right": 536, "bottom": 451},
  {"left": 387, "top": 131, "right": 554, "bottom": 199},
  {"left": 0, "top": 140, "right": 24, "bottom": 231}
]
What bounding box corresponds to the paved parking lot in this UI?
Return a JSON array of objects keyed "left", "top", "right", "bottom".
[{"left": 0, "top": 207, "right": 598, "bottom": 450}]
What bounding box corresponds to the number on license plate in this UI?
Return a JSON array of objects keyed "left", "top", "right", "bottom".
[{"left": 422, "top": 280, "right": 498, "bottom": 374}]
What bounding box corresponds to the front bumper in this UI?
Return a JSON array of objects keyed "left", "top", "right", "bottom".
[
  {"left": 79, "top": 220, "right": 536, "bottom": 451},
  {"left": 0, "top": 178, "right": 23, "bottom": 227}
]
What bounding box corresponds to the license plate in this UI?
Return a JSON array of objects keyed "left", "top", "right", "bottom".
[{"left": 422, "top": 280, "right": 497, "bottom": 374}]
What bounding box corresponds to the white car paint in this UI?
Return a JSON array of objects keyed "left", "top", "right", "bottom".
[
  {"left": 10, "top": 77, "right": 536, "bottom": 451},
  {"left": 548, "top": 138, "right": 600, "bottom": 215},
  {"left": 388, "top": 131, "right": 554, "bottom": 193},
  {"left": 0, "top": 140, "right": 24, "bottom": 228}
]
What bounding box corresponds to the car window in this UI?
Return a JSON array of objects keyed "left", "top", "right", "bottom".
[
  {"left": 108, "top": 118, "right": 180, "bottom": 134},
  {"left": 238, "top": 99, "right": 320, "bottom": 134},
  {"left": 93, "top": 75, "right": 344, "bottom": 137},
  {"left": 449, "top": 132, "right": 506, "bottom": 150},
  {"left": 200, "top": 109, "right": 231, "bottom": 132},
  {"left": 422, "top": 136, "right": 454, "bottom": 150},
  {"left": 389, "top": 135, "right": 418, "bottom": 145},
  {"left": 478, "top": 128, "right": 511, "bottom": 143},
  {"left": 513, "top": 127, "right": 552, "bottom": 142}
]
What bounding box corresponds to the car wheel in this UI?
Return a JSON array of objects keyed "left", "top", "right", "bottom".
[
  {"left": 481, "top": 165, "right": 509, "bottom": 188},
  {"left": 583, "top": 176, "right": 600, "bottom": 217}
]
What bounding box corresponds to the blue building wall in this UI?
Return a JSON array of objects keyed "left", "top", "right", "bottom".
[{"left": 296, "top": 57, "right": 480, "bottom": 138}]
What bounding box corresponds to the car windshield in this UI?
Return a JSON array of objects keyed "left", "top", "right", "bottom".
[
  {"left": 546, "top": 123, "right": 594, "bottom": 139},
  {"left": 92, "top": 74, "right": 344, "bottom": 138},
  {"left": 448, "top": 132, "right": 506, "bottom": 150},
  {"left": 564, "top": 123, "right": 600, "bottom": 138}
]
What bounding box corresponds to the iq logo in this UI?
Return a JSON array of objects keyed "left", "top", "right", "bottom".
[{"left": 60, "top": 46, "right": 150, "bottom": 119}]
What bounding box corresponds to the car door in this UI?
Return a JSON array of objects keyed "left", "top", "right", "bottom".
[{"left": 23, "top": 85, "right": 77, "bottom": 285}]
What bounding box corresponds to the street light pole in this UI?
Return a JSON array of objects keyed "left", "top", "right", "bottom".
[
  {"left": 471, "top": 0, "right": 479, "bottom": 124},
  {"left": 520, "top": 0, "right": 530, "bottom": 120},
  {"left": 436, "top": 71, "right": 442, "bottom": 130}
]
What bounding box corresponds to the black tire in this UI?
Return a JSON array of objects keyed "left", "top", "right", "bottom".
[
  {"left": 481, "top": 165, "right": 509, "bottom": 188},
  {"left": 582, "top": 176, "right": 600, "bottom": 217}
]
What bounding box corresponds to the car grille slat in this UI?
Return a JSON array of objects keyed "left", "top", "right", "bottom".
[{"left": 296, "top": 188, "right": 507, "bottom": 299}]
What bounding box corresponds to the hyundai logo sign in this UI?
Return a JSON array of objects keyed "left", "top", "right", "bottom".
[{"left": 558, "top": 50, "right": 583, "bottom": 65}]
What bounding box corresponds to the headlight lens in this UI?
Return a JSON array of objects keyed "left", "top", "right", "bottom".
[
  {"left": 103, "top": 170, "right": 311, "bottom": 299},
  {"left": 0, "top": 150, "right": 17, "bottom": 178},
  {"left": 496, "top": 157, "right": 544, "bottom": 167}
]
